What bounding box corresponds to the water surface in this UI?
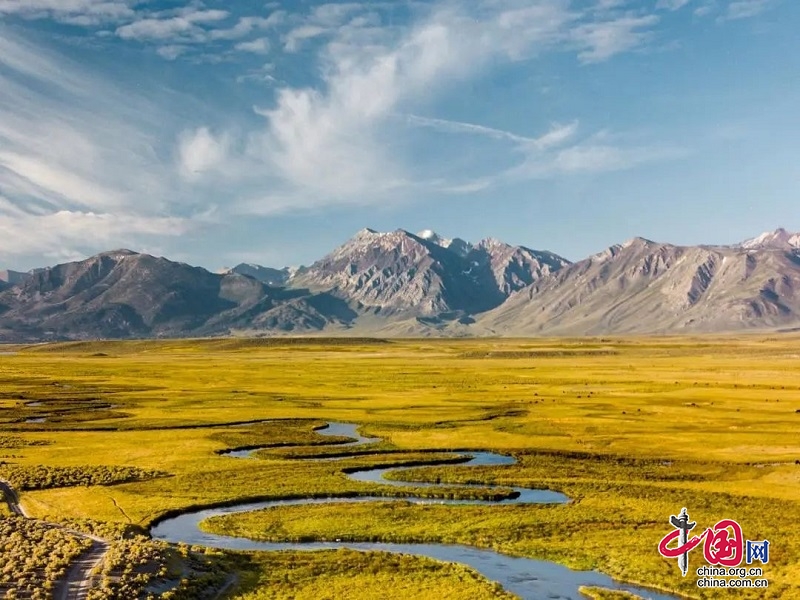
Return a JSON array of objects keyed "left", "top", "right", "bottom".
[{"left": 152, "top": 422, "right": 678, "bottom": 600}]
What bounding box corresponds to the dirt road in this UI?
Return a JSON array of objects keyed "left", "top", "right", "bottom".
[{"left": 1, "top": 478, "right": 109, "bottom": 600}]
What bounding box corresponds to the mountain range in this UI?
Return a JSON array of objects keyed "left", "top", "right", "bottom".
[{"left": 1, "top": 228, "right": 799, "bottom": 341}]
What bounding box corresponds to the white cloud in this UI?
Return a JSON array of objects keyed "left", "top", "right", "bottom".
[
  {"left": 116, "top": 18, "right": 201, "bottom": 42},
  {"left": 312, "top": 3, "right": 366, "bottom": 28},
  {"left": 656, "top": 0, "right": 693, "bottom": 10},
  {"left": 283, "top": 25, "right": 329, "bottom": 52},
  {"left": 693, "top": 1, "right": 717, "bottom": 16},
  {"left": 235, "top": 37, "right": 270, "bottom": 54},
  {"left": 592, "top": 0, "right": 630, "bottom": 11},
  {"left": 406, "top": 114, "right": 540, "bottom": 144},
  {"left": 532, "top": 122, "right": 582, "bottom": 150},
  {"left": 0, "top": 29, "right": 198, "bottom": 261},
  {"left": 236, "top": 63, "right": 279, "bottom": 85},
  {"left": 209, "top": 14, "right": 284, "bottom": 41},
  {"left": 1, "top": 0, "right": 688, "bottom": 242},
  {"left": 0, "top": 209, "right": 190, "bottom": 259},
  {"left": 116, "top": 9, "right": 229, "bottom": 42},
  {"left": 281, "top": 2, "right": 369, "bottom": 52},
  {"left": 571, "top": 14, "right": 659, "bottom": 63},
  {"left": 177, "top": 127, "right": 232, "bottom": 180},
  {"left": 724, "top": 0, "right": 771, "bottom": 20},
  {"left": 406, "top": 115, "right": 672, "bottom": 187},
  {"left": 524, "top": 144, "right": 665, "bottom": 175},
  {"left": 157, "top": 45, "right": 189, "bottom": 60},
  {"left": 171, "top": 1, "right": 678, "bottom": 215},
  {"left": 0, "top": 151, "right": 126, "bottom": 211},
  {"left": 112, "top": 10, "right": 285, "bottom": 58},
  {"left": 507, "top": 135, "right": 687, "bottom": 179},
  {"left": 406, "top": 115, "right": 579, "bottom": 151},
  {"left": 0, "top": 0, "right": 136, "bottom": 25},
  {"left": 181, "top": 9, "right": 228, "bottom": 24}
]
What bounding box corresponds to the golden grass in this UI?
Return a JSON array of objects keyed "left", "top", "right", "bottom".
[
  {"left": 228, "top": 550, "right": 514, "bottom": 600},
  {"left": 0, "top": 334, "right": 798, "bottom": 599}
]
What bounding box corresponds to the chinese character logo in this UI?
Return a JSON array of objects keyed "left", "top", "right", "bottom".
[
  {"left": 747, "top": 540, "right": 769, "bottom": 565},
  {"left": 658, "top": 507, "right": 697, "bottom": 576},
  {"left": 658, "top": 508, "right": 770, "bottom": 576}
]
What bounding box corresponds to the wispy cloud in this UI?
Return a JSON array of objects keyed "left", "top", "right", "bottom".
[
  {"left": 211, "top": 15, "right": 284, "bottom": 41},
  {"left": 112, "top": 9, "right": 286, "bottom": 59},
  {"left": 407, "top": 115, "right": 678, "bottom": 186},
  {"left": 406, "top": 114, "right": 579, "bottom": 150},
  {"left": 116, "top": 9, "right": 229, "bottom": 43},
  {"left": 282, "top": 2, "right": 368, "bottom": 52},
  {"left": 283, "top": 25, "right": 329, "bottom": 52},
  {"left": 406, "top": 114, "right": 540, "bottom": 144},
  {"left": 0, "top": 208, "right": 190, "bottom": 260},
  {"left": 176, "top": 1, "right": 676, "bottom": 215},
  {"left": 690, "top": 0, "right": 775, "bottom": 20},
  {"left": 656, "top": 0, "right": 693, "bottom": 10},
  {"left": 723, "top": 0, "right": 772, "bottom": 20},
  {"left": 177, "top": 127, "right": 233, "bottom": 180},
  {"left": 0, "top": 29, "right": 199, "bottom": 260},
  {"left": 0, "top": 0, "right": 137, "bottom": 25},
  {"left": 0, "top": 0, "right": 716, "bottom": 256},
  {"left": 157, "top": 44, "right": 189, "bottom": 60},
  {"left": 571, "top": 14, "right": 659, "bottom": 63},
  {"left": 236, "top": 63, "right": 279, "bottom": 85},
  {"left": 235, "top": 37, "right": 270, "bottom": 54},
  {"left": 508, "top": 139, "right": 686, "bottom": 179}
]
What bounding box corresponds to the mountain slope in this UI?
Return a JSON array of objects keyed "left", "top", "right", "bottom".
[
  {"left": 225, "top": 264, "right": 293, "bottom": 287},
  {"left": 467, "top": 238, "right": 569, "bottom": 296},
  {"left": 290, "top": 228, "right": 492, "bottom": 317},
  {"left": 0, "top": 270, "right": 31, "bottom": 286},
  {"left": 480, "top": 237, "right": 800, "bottom": 335},
  {"left": 2, "top": 228, "right": 800, "bottom": 340},
  {"left": 0, "top": 251, "right": 355, "bottom": 341},
  {"left": 739, "top": 227, "right": 800, "bottom": 250},
  {"left": 289, "top": 228, "right": 569, "bottom": 320}
]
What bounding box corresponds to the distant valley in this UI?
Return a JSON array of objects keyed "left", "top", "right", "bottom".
[{"left": 2, "top": 227, "right": 799, "bottom": 341}]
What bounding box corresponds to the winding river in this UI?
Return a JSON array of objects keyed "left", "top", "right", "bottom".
[{"left": 151, "top": 423, "right": 679, "bottom": 600}]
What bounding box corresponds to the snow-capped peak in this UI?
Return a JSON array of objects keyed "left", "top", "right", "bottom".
[
  {"left": 740, "top": 228, "right": 800, "bottom": 250},
  {"left": 477, "top": 237, "right": 509, "bottom": 250},
  {"left": 355, "top": 227, "right": 379, "bottom": 238},
  {"left": 416, "top": 229, "right": 452, "bottom": 247},
  {"left": 416, "top": 230, "right": 475, "bottom": 257}
]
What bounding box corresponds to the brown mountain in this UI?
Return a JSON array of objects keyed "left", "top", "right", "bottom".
[
  {"left": 479, "top": 236, "right": 800, "bottom": 335},
  {"left": 0, "top": 250, "right": 355, "bottom": 341},
  {"left": 224, "top": 263, "right": 293, "bottom": 287},
  {"left": 290, "top": 228, "right": 569, "bottom": 321},
  {"left": 2, "top": 228, "right": 799, "bottom": 340},
  {"left": 0, "top": 269, "right": 37, "bottom": 291}
]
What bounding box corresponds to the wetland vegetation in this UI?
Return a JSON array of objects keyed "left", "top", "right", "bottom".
[{"left": 0, "top": 335, "right": 799, "bottom": 598}]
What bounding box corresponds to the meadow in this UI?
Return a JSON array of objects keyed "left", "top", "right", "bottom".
[{"left": 0, "top": 335, "right": 799, "bottom": 599}]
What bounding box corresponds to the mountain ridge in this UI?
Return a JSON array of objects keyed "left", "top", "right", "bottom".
[{"left": 1, "top": 227, "right": 798, "bottom": 341}]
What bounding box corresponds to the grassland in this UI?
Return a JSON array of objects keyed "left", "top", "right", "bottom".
[
  {"left": 227, "top": 550, "right": 515, "bottom": 600},
  {"left": 0, "top": 335, "right": 799, "bottom": 599}
]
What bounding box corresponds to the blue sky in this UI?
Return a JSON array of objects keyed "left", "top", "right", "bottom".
[{"left": 0, "top": 0, "right": 798, "bottom": 270}]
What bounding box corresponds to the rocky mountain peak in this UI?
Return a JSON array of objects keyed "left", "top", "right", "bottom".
[
  {"left": 0, "top": 269, "right": 30, "bottom": 285},
  {"left": 590, "top": 237, "right": 661, "bottom": 263},
  {"left": 3, "top": 225, "right": 800, "bottom": 341},
  {"left": 226, "top": 263, "right": 291, "bottom": 287},
  {"left": 740, "top": 228, "right": 800, "bottom": 250},
  {"left": 417, "top": 229, "right": 474, "bottom": 256},
  {"left": 620, "top": 236, "right": 657, "bottom": 249},
  {"left": 417, "top": 228, "right": 442, "bottom": 242}
]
